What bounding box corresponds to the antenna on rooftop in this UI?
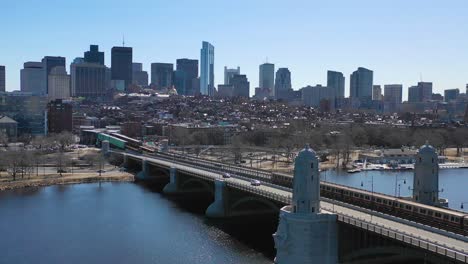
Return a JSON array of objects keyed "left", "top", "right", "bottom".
[
  {"left": 122, "top": 35, "right": 125, "bottom": 47},
  {"left": 419, "top": 72, "right": 423, "bottom": 82}
]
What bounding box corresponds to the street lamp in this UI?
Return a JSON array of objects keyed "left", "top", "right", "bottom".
[
  {"left": 394, "top": 177, "right": 406, "bottom": 197},
  {"left": 461, "top": 202, "right": 468, "bottom": 209}
]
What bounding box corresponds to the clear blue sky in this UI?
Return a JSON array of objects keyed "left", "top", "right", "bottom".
[{"left": 2, "top": 0, "right": 468, "bottom": 99}]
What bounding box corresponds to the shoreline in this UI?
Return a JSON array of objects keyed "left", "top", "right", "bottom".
[{"left": 0, "top": 173, "right": 135, "bottom": 191}]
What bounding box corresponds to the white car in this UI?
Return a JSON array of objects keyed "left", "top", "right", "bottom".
[
  {"left": 250, "top": 180, "right": 261, "bottom": 186},
  {"left": 222, "top": 173, "right": 231, "bottom": 178}
]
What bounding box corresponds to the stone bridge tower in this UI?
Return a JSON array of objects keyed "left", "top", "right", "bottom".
[
  {"left": 273, "top": 145, "right": 338, "bottom": 264},
  {"left": 413, "top": 142, "right": 440, "bottom": 206}
]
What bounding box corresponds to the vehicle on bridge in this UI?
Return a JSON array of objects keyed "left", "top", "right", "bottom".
[
  {"left": 222, "top": 173, "right": 231, "bottom": 179},
  {"left": 251, "top": 180, "right": 261, "bottom": 186}
]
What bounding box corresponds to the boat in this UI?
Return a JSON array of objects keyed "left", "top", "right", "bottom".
[{"left": 347, "top": 168, "right": 362, "bottom": 173}]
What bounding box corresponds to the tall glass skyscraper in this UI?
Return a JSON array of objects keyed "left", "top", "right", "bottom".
[
  {"left": 151, "top": 63, "right": 173, "bottom": 89},
  {"left": 176, "top": 59, "right": 198, "bottom": 95},
  {"left": 200, "top": 41, "right": 214, "bottom": 96},
  {"left": 84, "top": 45, "right": 104, "bottom": 65},
  {"left": 0, "top": 66, "right": 5, "bottom": 92},
  {"left": 327, "top": 70, "right": 345, "bottom": 98},
  {"left": 259, "top": 63, "right": 275, "bottom": 97},
  {"left": 350, "top": 67, "right": 373, "bottom": 101},
  {"left": 111, "top": 47, "right": 133, "bottom": 91},
  {"left": 274, "top": 68, "right": 291, "bottom": 100},
  {"left": 42, "top": 56, "right": 66, "bottom": 94},
  {"left": 21, "top": 62, "right": 46, "bottom": 95}
]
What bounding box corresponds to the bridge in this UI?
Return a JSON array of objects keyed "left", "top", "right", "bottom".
[{"left": 114, "top": 150, "right": 468, "bottom": 263}]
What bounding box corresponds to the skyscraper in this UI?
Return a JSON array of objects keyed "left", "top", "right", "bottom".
[
  {"left": 84, "top": 45, "right": 104, "bottom": 65},
  {"left": 0, "top": 66, "right": 5, "bottom": 92},
  {"left": 372, "top": 85, "right": 383, "bottom": 101},
  {"left": 224, "top": 66, "right": 240, "bottom": 85},
  {"left": 111, "top": 46, "right": 133, "bottom": 91},
  {"left": 275, "top": 68, "right": 292, "bottom": 100},
  {"left": 71, "top": 60, "right": 107, "bottom": 98},
  {"left": 408, "top": 82, "right": 433, "bottom": 102},
  {"left": 132, "top": 63, "right": 148, "bottom": 86},
  {"left": 48, "top": 66, "right": 70, "bottom": 101},
  {"left": 42, "top": 56, "right": 66, "bottom": 94},
  {"left": 200, "top": 41, "right": 214, "bottom": 96},
  {"left": 151, "top": 63, "right": 173, "bottom": 88},
  {"left": 444, "top": 89, "right": 460, "bottom": 102},
  {"left": 21, "top": 62, "right": 46, "bottom": 95},
  {"left": 176, "top": 59, "right": 198, "bottom": 95},
  {"left": 259, "top": 63, "right": 275, "bottom": 97},
  {"left": 326, "top": 71, "right": 344, "bottom": 98},
  {"left": 383, "top": 84, "right": 403, "bottom": 113},
  {"left": 350, "top": 67, "right": 373, "bottom": 102},
  {"left": 231, "top": 74, "right": 250, "bottom": 98}
]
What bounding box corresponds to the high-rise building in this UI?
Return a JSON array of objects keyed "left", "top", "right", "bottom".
[
  {"left": 48, "top": 66, "right": 70, "bottom": 101},
  {"left": 327, "top": 71, "right": 344, "bottom": 98},
  {"left": 21, "top": 62, "right": 46, "bottom": 95},
  {"left": 372, "top": 85, "right": 383, "bottom": 101},
  {"left": 0, "top": 93, "right": 48, "bottom": 135},
  {"left": 408, "top": 82, "right": 433, "bottom": 102},
  {"left": 47, "top": 99, "right": 73, "bottom": 133},
  {"left": 71, "top": 60, "right": 106, "bottom": 98},
  {"left": 200, "top": 41, "right": 214, "bottom": 96},
  {"left": 176, "top": 59, "right": 198, "bottom": 95},
  {"left": 111, "top": 47, "right": 133, "bottom": 90},
  {"left": 350, "top": 67, "right": 373, "bottom": 102},
  {"left": 231, "top": 74, "right": 250, "bottom": 98},
  {"left": 84, "top": 45, "right": 104, "bottom": 65},
  {"left": 224, "top": 66, "right": 240, "bottom": 85},
  {"left": 259, "top": 63, "right": 275, "bottom": 97},
  {"left": 42, "top": 56, "right": 66, "bottom": 94},
  {"left": 275, "top": 68, "right": 292, "bottom": 100},
  {"left": 151, "top": 63, "right": 173, "bottom": 88},
  {"left": 444, "top": 89, "right": 460, "bottom": 102},
  {"left": 132, "top": 63, "right": 148, "bottom": 86},
  {"left": 383, "top": 84, "right": 403, "bottom": 113},
  {"left": 301, "top": 85, "right": 335, "bottom": 109},
  {"left": 217, "top": 84, "right": 234, "bottom": 98},
  {"left": 0, "top": 66, "right": 5, "bottom": 92}
]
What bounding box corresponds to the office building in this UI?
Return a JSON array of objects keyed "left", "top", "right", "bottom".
[
  {"left": 327, "top": 71, "right": 344, "bottom": 98},
  {"left": 350, "top": 67, "right": 373, "bottom": 102},
  {"left": 301, "top": 85, "right": 335, "bottom": 109},
  {"left": 275, "top": 68, "right": 292, "bottom": 100},
  {"left": 84, "top": 45, "right": 104, "bottom": 65},
  {"left": 47, "top": 99, "right": 72, "bottom": 133},
  {"left": 21, "top": 62, "right": 46, "bottom": 95},
  {"left": 444, "top": 89, "right": 460, "bottom": 102},
  {"left": 408, "top": 82, "right": 433, "bottom": 102},
  {"left": 372, "top": 85, "right": 383, "bottom": 101},
  {"left": 71, "top": 61, "right": 106, "bottom": 97},
  {"left": 42, "top": 56, "right": 66, "bottom": 94},
  {"left": 0, "top": 115, "right": 17, "bottom": 142},
  {"left": 217, "top": 84, "right": 234, "bottom": 98},
  {"left": 176, "top": 59, "right": 198, "bottom": 95},
  {"left": 0, "top": 92, "right": 48, "bottom": 135},
  {"left": 224, "top": 66, "right": 240, "bottom": 85},
  {"left": 132, "top": 63, "right": 148, "bottom": 86},
  {"left": 259, "top": 63, "right": 275, "bottom": 97},
  {"left": 151, "top": 63, "right": 173, "bottom": 88},
  {"left": 48, "top": 66, "right": 70, "bottom": 101},
  {"left": 231, "top": 74, "right": 250, "bottom": 98},
  {"left": 200, "top": 41, "right": 214, "bottom": 96},
  {"left": 0, "top": 66, "right": 5, "bottom": 92},
  {"left": 111, "top": 46, "right": 133, "bottom": 90},
  {"left": 383, "top": 84, "right": 403, "bottom": 113}
]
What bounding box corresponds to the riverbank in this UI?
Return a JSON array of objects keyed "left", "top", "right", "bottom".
[{"left": 0, "top": 172, "right": 134, "bottom": 191}]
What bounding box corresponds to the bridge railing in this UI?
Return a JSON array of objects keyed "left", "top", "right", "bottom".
[{"left": 337, "top": 213, "right": 468, "bottom": 263}]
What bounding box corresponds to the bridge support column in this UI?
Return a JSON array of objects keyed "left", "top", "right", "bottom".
[
  {"left": 123, "top": 154, "right": 129, "bottom": 168},
  {"left": 205, "top": 180, "right": 228, "bottom": 218},
  {"left": 274, "top": 208, "right": 338, "bottom": 264},
  {"left": 162, "top": 167, "right": 179, "bottom": 194},
  {"left": 136, "top": 159, "right": 149, "bottom": 180}
]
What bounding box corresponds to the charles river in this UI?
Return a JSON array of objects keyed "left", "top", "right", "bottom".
[{"left": 0, "top": 169, "right": 467, "bottom": 264}]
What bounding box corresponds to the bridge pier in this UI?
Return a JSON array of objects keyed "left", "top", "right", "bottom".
[
  {"left": 136, "top": 159, "right": 150, "bottom": 180},
  {"left": 162, "top": 167, "right": 179, "bottom": 194},
  {"left": 205, "top": 180, "right": 228, "bottom": 218}
]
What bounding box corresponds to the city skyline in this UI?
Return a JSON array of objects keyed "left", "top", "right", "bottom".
[{"left": 2, "top": 0, "right": 468, "bottom": 100}]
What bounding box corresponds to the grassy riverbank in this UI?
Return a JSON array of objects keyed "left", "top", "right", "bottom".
[{"left": 0, "top": 172, "right": 134, "bottom": 191}]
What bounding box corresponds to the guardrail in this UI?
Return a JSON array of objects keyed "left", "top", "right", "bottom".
[{"left": 336, "top": 213, "right": 468, "bottom": 263}]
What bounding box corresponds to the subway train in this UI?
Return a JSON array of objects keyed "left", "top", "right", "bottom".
[{"left": 271, "top": 172, "right": 468, "bottom": 236}]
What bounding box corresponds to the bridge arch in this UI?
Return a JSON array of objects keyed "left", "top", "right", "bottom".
[
  {"left": 180, "top": 178, "right": 213, "bottom": 195},
  {"left": 230, "top": 196, "right": 280, "bottom": 215}
]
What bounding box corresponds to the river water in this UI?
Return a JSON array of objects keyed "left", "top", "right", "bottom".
[
  {"left": 321, "top": 168, "right": 468, "bottom": 212},
  {"left": 0, "top": 183, "right": 273, "bottom": 264}
]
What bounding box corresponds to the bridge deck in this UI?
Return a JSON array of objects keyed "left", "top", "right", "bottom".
[{"left": 123, "top": 152, "right": 468, "bottom": 262}]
